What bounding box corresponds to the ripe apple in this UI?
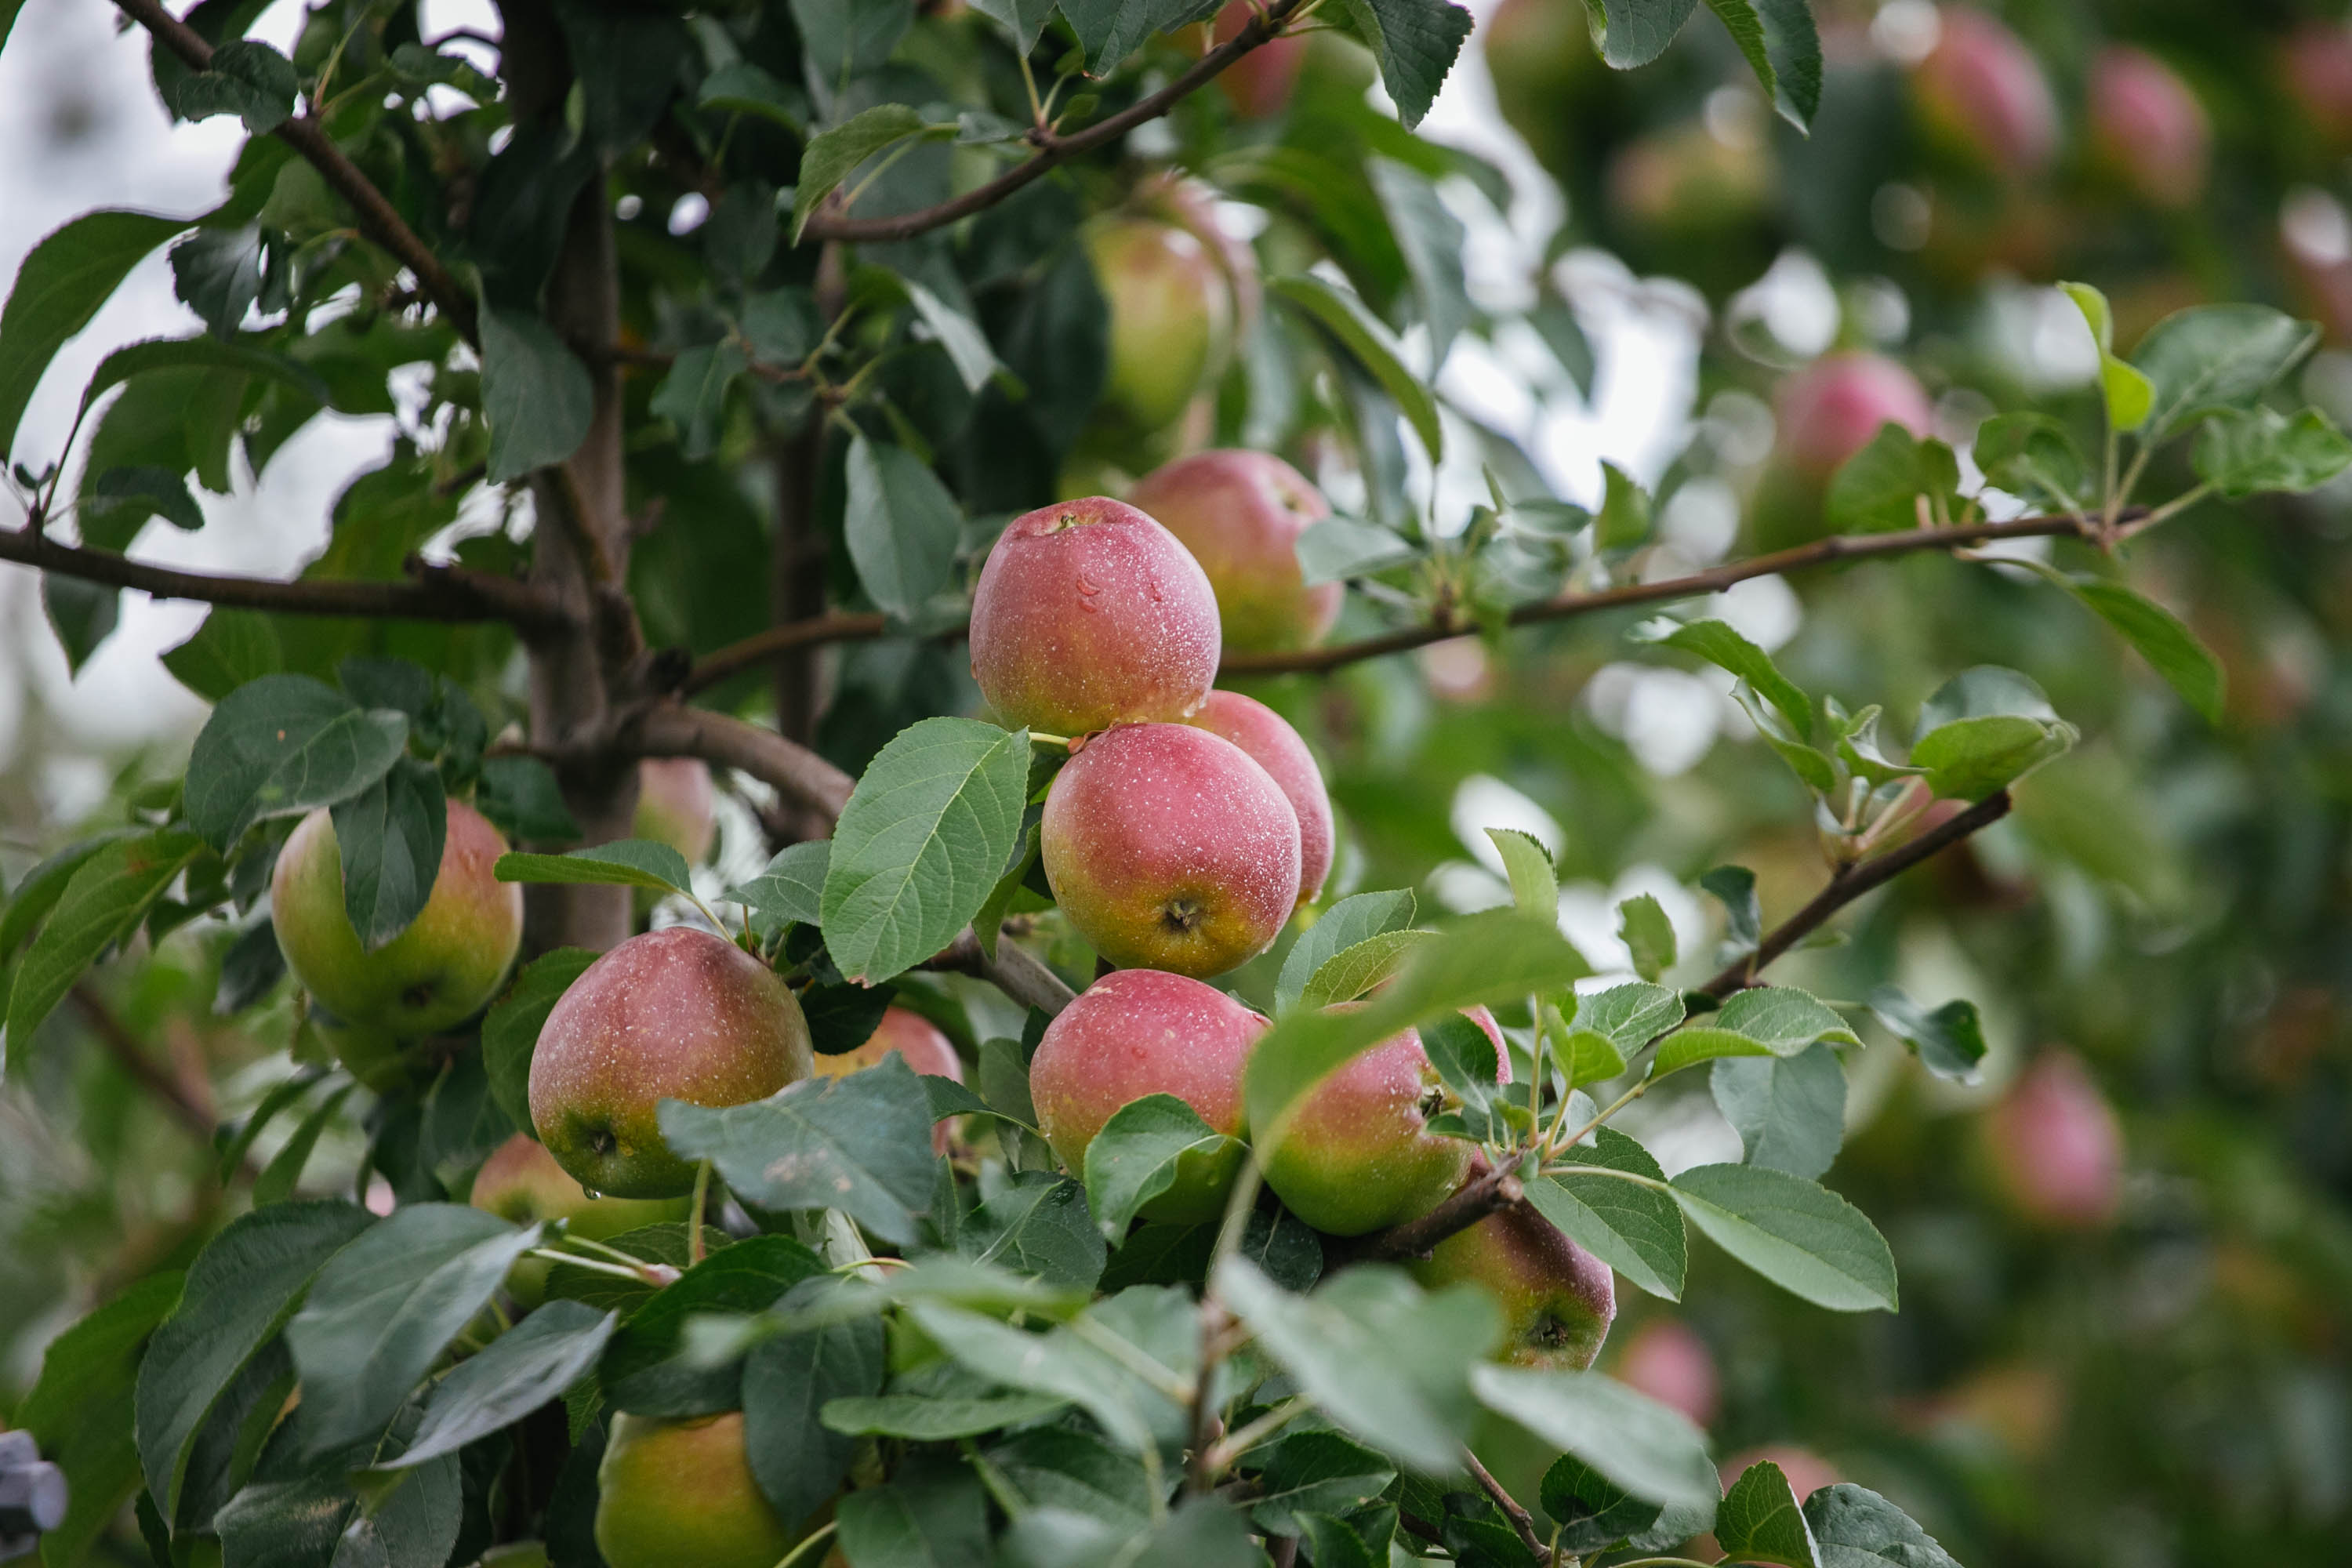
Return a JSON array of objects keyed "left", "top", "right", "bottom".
[
  {"left": 2087, "top": 46, "right": 2209, "bottom": 209},
  {"left": 1611, "top": 1317, "right": 1721, "bottom": 1428},
  {"left": 470, "top": 1133, "right": 688, "bottom": 1304},
  {"left": 1208, "top": 1, "right": 1306, "bottom": 119},
  {"left": 1126, "top": 450, "right": 1339, "bottom": 654},
  {"left": 1086, "top": 216, "right": 1235, "bottom": 439},
  {"left": 1040, "top": 722, "right": 1301, "bottom": 978},
  {"left": 1911, "top": 7, "right": 2060, "bottom": 180},
  {"left": 1982, "top": 1051, "right": 2122, "bottom": 1228},
  {"left": 1775, "top": 353, "right": 1936, "bottom": 480},
  {"left": 967, "top": 497, "right": 1222, "bottom": 736},
  {"left": 595, "top": 1411, "right": 798, "bottom": 1568},
  {"left": 813, "top": 1006, "right": 964, "bottom": 1153},
  {"left": 1408, "top": 1164, "right": 1617, "bottom": 1371},
  {"left": 529, "top": 927, "right": 815, "bottom": 1199},
  {"left": 1029, "top": 968, "right": 1269, "bottom": 1223},
  {"left": 2283, "top": 23, "right": 2352, "bottom": 151},
  {"left": 270, "top": 798, "right": 524, "bottom": 1047},
  {"left": 1606, "top": 122, "right": 1774, "bottom": 241},
  {"left": 633, "top": 758, "right": 717, "bottom": 866},
  {"left": 1183, "top": 690, "right": 1333, "bottom": 910}
]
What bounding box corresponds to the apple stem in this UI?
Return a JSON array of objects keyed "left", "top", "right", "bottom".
[
  {"left": 688, "top": 1160, "right": 713, "bottom": 1265},
  {"left": 522, "top": 1247, "right": 644, "bottom": 1284},
  {"left": 771, "top": 1520, "right": 838, "bottom": 1568}
]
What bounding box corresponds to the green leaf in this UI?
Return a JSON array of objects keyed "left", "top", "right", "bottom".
[
  {"left": 17, "top": 1272, "right": 184, "bottom": 1568},
  {"left": 823, "top": 1385, "right": 1069, "bottom": 1440},
  {"left": 1973, "top": 412, "right": 2091, "bottom": 510},
  {"left": 660, "top": 1055, "right": 938, "bottom": 1246},
  {"left": 1630, "top": 616, "right": 1812, "bottom": 741},
  {"left": 1334, "top": 0, "right": 1475, "bottom": 128},
  {"left": 1058, "top": 0, "right": 1221, "bottom": 74},
  {"left": 1468, "top": 1365, "right": 1719, "bottom": 1514},
  {"left": 1271, "top": 274, "right": 1443, "bottom": 460},
  {"left": 905, "top": 1290, "right": 1191, "bottom": 1456},
  {"left": 183, "top": 674, "right": 408, "bottom": 852},
  {"left": 601, "top": 1237, "right": 826, "bottom": 1415},
  {"left": 5, "top": 829, "right": 205, "bottom": 1062},
  {"left": 1294, "top": 516, "right": 1417, "bottom": 585},
  {"left": 2004, "top": 560, "right": 2222, "bottom": 724},
  {"left": 251, "top": 1083, "right": 355, "bottom": 1206},
  {"left": 790, "top": 105, "right": 948, "bottom": 241},
  {"left": 171, "top": 39, "right": 297, "bottom": 132},
  {"left": 1595, "top": 461, "right": 1650, "bottom": 550},
  {"left": 1703, "top": 0, "right": 1821, "bottom": 129},
  {"left": 1700, "top": 865, "right": 1761, "bottom": 954},
  {"left": 1712, "top": 1041, "right": 1846, "bottom": 1180},
  {"left": 1216, "top": 1259, "right": 1497, "bottom": 1475},
  {"left": 1668, "top": 1163, "right": 1898, "bottom": 1311},
  {"left": 161, "top": 609, "right": 282, "bottom": 702},
  {"left": 479, "top": 305, "right": 593, "bottom": 482},
  {"left": 844, "top": 434, "right": 964, "bottom": 620},
  {"left": 1573, "top": 982, "right": 1685, "bottom": 1054},
  {"left": 481, "top": 948, "right": 595, "bottom": 1134},
  {"left": 833, "top": 1457, "right": 989, "bottom": 1568},
  {"left": 726, "top": 840, "right": 830, "bottom": 929},
  {"left": 473, "top": 755, "right": 581, "bottom": 844},
  {"left": 1804, "top": 1484, "right": 1964, "bottom": 1568},
  {"left": 1719, "top": 1459, "right": 1822, "bottom": 1567},
  {"left": 1249, "top": 1431, "right": 1397, "bottom": 1534},
  {"left": 85, "top": 461, "right": 206, "bottom": 541},
  {"left": 1298, "top": 928, "right": 1440, "bottom": 1008},
  {"left": 2192, "top": 405, "right": 2352, "bottom": 498},
  {"left": 2060, "top": 281, "right": 2156, "bottom": 431},
  {"left": 986, "top": 1427, "right": 1155, "bottom": 1534},
  {"left": 905, "top": 280, "right": 1010, "bottom": 396},
  {"left": 1367, "top": 158, "right": 1471, "bottom": 368},
  {"left": 648, "top": 341, "right": 746, "bottom": 461},
  {"left": 1654, "top": 986, "right": 1858, "bottom": 1079},
  {"left": 1915, "top": 665, "right": 2057, "bottom": 733},
  {"left": 1584, "top": 0, "right": 1700, "bottom": 68},
  {"left": 1276, "top": 890, "right": 1417, "bottom": 1014},
  {"left": 743, "top": 1306, "right": 886, "bottom": 1532},
  {"left": 1532, "top": 1127, "right": 1686, "bottom": 1300},
  {"left": 134, "top": 1200, "right": 374, "bottom": 1517},
  {"left": 963, "top": 1171, "right": 1107, "bottom": 1290},
  {"left": 1910, "top": 716, "right": 2074, "bottom": 802},
  {"left": 42, "top": 575, "right": 118, "bottom": 675},
  {"left": 2129, "top": 302, "right": 2321, "bottom": 438},
  {"left": 1616, "top": 894, "right": 1675, "bottom": 982},
  {"left": 820, "top": 717, "right": 1031, "bottom": 985},
  {"left": 329, "top": 757, "right": 446, "bottom": 952},
  {"left": 1418, "top": 1010, "right": 1513, "bottom": 1143},
  {"left": 965, "top": 0, "right": 1058, "bottom": 51},
  {"left": 384, "top": 1299, "right": 615, "bottom": 1468},
  {"left": 493, "top": 839, "right": 694, "bottom": 898},
  {"left": 697, "top": 61, "right": 804, "bottom": 130},
  {"left": 1484, "top": 828, "right": 1559, "bottom": 919},
  {"left": 1543, "top": 1449, "right": 1709, "bottom": 1559},
  {"left": 1083, "top": 1094, "right": 1243, "bottom": 1241},
  {"left": 285, "top": 1203, "right": 542, "bottom": 1455},
  {"left": 0, "top": 209, "right": 187, "bottom": 463},
  {"left": 1, "top": 834, "right": 144, "bottom": 962},
  {"left": 1825, "top": 423, "right": 1962, "bottom": 533},
  {"left": 77, "top": 335, "right": 328, "bottom": 425},
  {"left": 1864, "top": 985, "right": 1987, "bottom": 1083}
]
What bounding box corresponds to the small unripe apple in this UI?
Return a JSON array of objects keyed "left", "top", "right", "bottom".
[
  {"left": 1127, "top": 450, "right": 1338, "bottom": 653},
  {"left": 2087, "top": 47, "right": 2208, "bottom": 209},
  {"left": 530, "top": 927, "right": 814, "bottom": 1200},
  {"left": 813, "top": 1006, "right": 964, "bottom": 1154},
  {"left": 633, "top": 758, "right": 717, "bottom": 866},
  {"left": 1775, "top": 353, "right": 1935, "bottom": 480},
  {"left": 1041, "top": 722, "right": 1301, "bottom": 978},
  {"left": 1911, "top": 7, "right": 2060, "bottom": 180},
  {"left": 595, "top": 1411, "right": 797, "bottom": 1568},
  {"left": 471, "top": 1134, "right": 688, "bottom": 1304},
  {"left": 1183, "top": 690, "right": 1333, "bottom": 911},
  {"left": 1409, "top": 1166, "right": 1616, "bottom": 1371},
  {"left": 1209, "top": 1, "right": 1307, "bottom": 118},
  {"left": 1982, "top": 1051, "right": 2122, "bottom": 1228},
  {"left": 1086, "top": 216, "right": 1234, "bottom": 438},
  {"left": 270, "top": 798, "right": 524, "bottom": 1044},
  {"left": 967, "top": 497, "right": 1222, "bottom": 736},
  {"left": 1030, "top": 968, "right": 1268, "bottom": 1223},
  {"left": 1612, "top": 1317, "right": 1720, "bottom": 1428}
]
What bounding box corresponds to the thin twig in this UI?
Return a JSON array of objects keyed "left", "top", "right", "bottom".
[
  {"left": 1465, "top": 1446, "right": 1548, "bottom": 1563},
  {"left": 69, "top": 985, "right": 224, "bottom": 1151}
]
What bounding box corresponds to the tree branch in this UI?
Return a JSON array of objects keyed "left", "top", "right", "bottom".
[
  {"left": 69, "top": 985, "right": 224, "bottom": 1151},
  {"left": 1464, "top": 1446, "right": 1548, "bottom": 1563},
  {"left": 0, "top": 524, "right": 568, "bottom": 628},
  {"left": 927, "top": 929, "right": 1080, "bottom": 1016},
  {"left": 628, "top": 702, "right": 856, "bottom": 822},
  {"left": 111, "top": 0, "right": 480, "bottom": 344},
  {"left": 797, "top": 0, "right": 1307, "bottom": 245},
  {"left": 683, "top": 612, "right": 887, "bottom": 696}
]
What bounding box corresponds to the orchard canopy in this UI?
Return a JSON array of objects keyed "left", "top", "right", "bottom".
[{"left": 3, "top": 2, "right": 2352, "bottom": 1567}]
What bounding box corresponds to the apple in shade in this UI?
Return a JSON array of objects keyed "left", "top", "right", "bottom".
[
  {"left": 2089, "top": 47, "right": 2209, "bottom": 209},
  {"left": 1261, "top": 1007, "right": 1507, "bottom": 1236},
  {"left": 1983, "top": 1051, "right": 2124, "bottom": 1228},
  {"left": 595, "top": 1412, "right": 798, "bottom": 1568},
  {"left": 633, "top": 757, "right": 717, "bottom": 865},
  {"left": 470, "top": 1133, "right": 688, "bottom": 1305},
  {"left": 967, "top": 497, "right": 1222, "bottom": 737},
  {"left": 529, "top": 927, "right": 815, "bottom": 1200},
  {"left": 1127, "top": 450, "right": 1338, "bottom": 654},
  {"left": 813, "top": 1006, "right": 965, "bottom": 1153},
  {"left": 1910, "top": 6, "right": 2060, "bottom": 180},
  {"left": 1042, "top": 722, "right": 1301, "bottom": 978},
  {"left": 2283, "top": 23, "right": 2352, "bottom": 149},
  {"left": 1611, "top": 1317, "right": 1722, "bottom": 1428},
  {"left": 1775, "top": 353, "right": 1936, "bottom": 480},
  {"left": 1408, "top": 1156, "right": 1617, "bottom": 1372},
  {"left": 1184, "top": 689, "right": 1333, "bottom": 909},
  {"left": 270, "top": 798, "right": 523, "bottom": 1061},
  {"left": 1030, "top": 968, "right": 1269, "bottom": 1223},
  {"left": 1085, "top": 216, "right": 1235, "bottom": 438},
  {"left": 1208, "top": 0, "right": 1306, "bottom": 119}
]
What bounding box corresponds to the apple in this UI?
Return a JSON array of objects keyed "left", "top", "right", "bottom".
[
  {"left": 1029, "top": 968, "right": 1269, "bottom": 1223},
  {"left": 470, "top": 1133, "right": 688, "bottom": 1304},
  {"left": 270, "top": 798, "right": 524, "bottom": 1050},
  {"left": 1183, "top": 690, "right": 1334, "bottom": 910},
  {"left": 1611, "top": 1317, "right": 1720, "bottom": 1428},
  {"left": 1126, "top": 450, "right": 1339, "bottom": 654},
  {"left": 1911, "top": 7, "right": 2060, "bottom": 180},
  {"left": 1085, "top": 216, "right": 1234, "bottom": 439},
  {"left": 1775, "top": 353, "right": 1936, "bottom": 481},
  {"left": 1606, "top": 122, "right": 1775, "bottom": 240},
  {"left": 1983, "top": 1051, "right": 2123, "bottom": 1228},
  {"left": 2283, "top": 22, "right": 2352, "bottom": 151},
  {"left": 813, "top": 1006, "right": 964, "bottom": 1153},
  {"left": 595, "top": 1411, "right": 797, "bottom": 1568},
  {"left": 1408, "top": 1163, "right": 1617, "bottom": 1371},
  {"left": 1209, "top": 1, "right": 1307, "bottom": 119},
  {"left": 529, "top": 927, "right": 815, "bottom": 1199},
  {"left": 967, "top": 497, "right": 1222, "bottom": 736},
  {"left": 2088, "top": 46, "right": 2209, "bottom": 209},
  {"left": 633, "top": 758, "right": 717, "bottom": 866},
  {"left": 1040, "top": 722, "right": 1301, "bottom": 978}
]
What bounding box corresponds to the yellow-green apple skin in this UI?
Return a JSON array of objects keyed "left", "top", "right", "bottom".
[
  {"left": 812, "top": 1006, "right": 964, "bottom": 1152},
  {"left": 1127, "top": 450, "right": 1337, "bottom": 653},
  {"left": 528, "top": 927, "right": 813, "bottom": 1199},
  {"left": 470, "top": 1133, "right": 688, "bottom": 1303},
  {"left": 1184, "top": 690, "right": 1333, "bottom": 910},
  {"left": 1086, "top": 216, "right": 1233, "bottom": 438},
  {"left": 633, "top": 757, "right": 717, "bottom": 864},
  {"left": 967, "top": 497, "right": 1222, "bottom": 737},
  {"left": 1408, "top": 1159, "right": 1617, "bottom": 1370},
  {"left": 270, "top": 798, "right": 523, "bottom": 1041},
  {"left": 1041, "top": 722, "right": 1300, "bottom": 978},
  {"left": 1029, "top": 969, "right": 1268, "bottom": 1223},
  {"left": 593, "top": 1412, "right": 796, "bottom": 1568}
]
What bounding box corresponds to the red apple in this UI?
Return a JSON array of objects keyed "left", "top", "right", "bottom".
[
  {"left": 1775, "top": 353, "right": 1936, "bottom": 480},
  {"left": 1126, "top": 450, "right": 1338, "bottom": 653},
  {"left": 2282, "top": 23, "right": 2352, "bottom": 151},
  {"left": 634, "top": 757, "right": 717, "bottom": 866},
  {"left": 1183, "top": 689, "right": 1334, "bottom": 910},
  {"left": 1409, "top": 1163, "right": 1617, "bottom": 1371},
  {"left": 967, "top": 497, "right": 1221, "bottom": 736},
  {"left": 1983, "top": 1051, "right": 2123, "bottom": 1229},
  {"left": 1612, "top": 1317, "right": 1721, "bottom": 1428},
  {"left": 1040, "top": 722, "right": 1301, "bottom": 978},
  {"left": 1210, "top": 1, "right": 1307, "bottom": 118},
  {"left": 1911, "top": 7, "right": 2060, "bottom": 180},
  {"left": 812, "top": 1006, "right": 964, "bottom": 1153},
  {"left": 2089, "top": 46, "right": 2209, "bottom": 208},
  {"left": 470, "top": 1133, "right": 688, "bottom": 1304}
]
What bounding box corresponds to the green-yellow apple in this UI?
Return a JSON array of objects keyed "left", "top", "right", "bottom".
[
  {"left": 594, "top": 1411, "right": 797, "bottom": 1568},
  {"left": 1029, "top": 968, "right": 1268, "bottom": 1223},
  {"left": 270, "top": 798, "right": 523, "bottom": 1045},
  {"left": 529, "top": 927, "right": 814, "bottom": 1199},
  {"left": 1183, "top": 689, "right": 1333, "bottom": 910},
  {"left": 812, "top": 1006, "right": 964, "bottom": 1153},
  {"left": 1040, "top": 722, "right": 1300, "bottom": 978},
  {"left": 1127, "top": 450, "right": 1338, "bottom": 653},
  {"left": 633, "top": 758, "right": 717, "bottom": 865},
  {"left": 470, "top": 1133, "right": 688, "bottom": 1304},
  {"left": 1408, "top": 1160, "right": 1616, "bottom": 1371},
  {"left": 968, "top": 497, "right": 1221, "bottom": 736},
  {"left": 1086, "top": 216, "right": 1233, "bottom": 439}
]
